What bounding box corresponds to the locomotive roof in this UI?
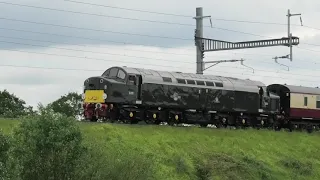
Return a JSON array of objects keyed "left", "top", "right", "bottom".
[
  {"left": 104, "top": 66, "right": 265, "bottom": 93},
  {"left": 269, "top": 84, "right": 320, "bottom": 95}
]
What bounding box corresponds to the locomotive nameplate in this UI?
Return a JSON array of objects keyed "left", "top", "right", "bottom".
[{"left": 84, "top": 90, "right": 105, "bottom": 103}]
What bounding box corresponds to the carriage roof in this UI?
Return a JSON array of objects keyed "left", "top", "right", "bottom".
[{"left": 268, "top": 84, "right": 320, "bottom": 95}]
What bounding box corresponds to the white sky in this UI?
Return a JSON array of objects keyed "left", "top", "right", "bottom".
[{"left": 0, "top": 0, "right": 320, "bottom": 108}]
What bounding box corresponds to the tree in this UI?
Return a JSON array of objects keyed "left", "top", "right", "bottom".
[
  {"left": 0, "top": 89, "right": 29, "bottom": 118},
  {"left": 47, "top": 92, "right": 82, "bottom": 118},
  {"left": 11, "top": 110, "right": 86, "bottom": 180}
]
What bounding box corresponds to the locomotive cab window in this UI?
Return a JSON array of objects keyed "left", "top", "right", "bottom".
[
  {"left": 128, "top": 75, "right": 136, "bottom": 85},
  {"left": 109, "top": 68, "right": 118, "bottom": 78},
  {"left": 117, "top": 69, "right": 126, "bottom": 80},
  {"left": 102, "top": 69, "right": 110, "bottom": 77}
]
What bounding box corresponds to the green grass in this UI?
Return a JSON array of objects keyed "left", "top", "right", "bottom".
[{"left": 1, "top": 119, "right": 320, "bottom": 180}]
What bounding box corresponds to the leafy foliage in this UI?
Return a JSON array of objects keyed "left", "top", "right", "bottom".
[
  {"left": 1, "top": 118, "right": 320, "bottom": 180},
  {"left": 47, "top": 92, "right": 82, "bottom": 118},
  {"left": 10, "top": 110, "right": 86, "bottom": 180},
  {"left": 0, "top": 89, "right": 35, "bottom": 118},
  {"left": 0, "top": 130, "right": 10, "bottom": 179}
]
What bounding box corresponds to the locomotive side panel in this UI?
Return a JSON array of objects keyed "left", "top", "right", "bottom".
[
  {"left": 141, "top": 83, "right": 177, "bottom": 107},
  {"left": 141, "top": 83, "right": 203, "bottom": 109},
  {"left": 140, "top": 82, "right": 237, "bottom": 112},
  {"left": 205, "top": 89, "right": 235, "bottom": 112},
  {"left": 105, "top": 82, "right": 137, "bottom": 104},
  {"left": 234, "top": 91, "right": 260, "bottom": 113}
]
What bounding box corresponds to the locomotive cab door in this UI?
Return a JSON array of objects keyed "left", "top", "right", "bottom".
[
  {"left": 127, "top": 74, "right": 142, "bottom": 103},
  {"left": 258, "top": 87, "right": 264, "bottom": 109},
  {"left": 136, "top": 75, "right": 142, "bottom": 101}
]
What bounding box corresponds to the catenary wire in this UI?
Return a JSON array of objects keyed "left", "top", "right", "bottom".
[
  {"left": 1, "top": 27, "right": 317, "bottom": 63},
  {"left": 0, "top": 2, "right": 319, "bottom": 47},
  {"left": 63, "top": 0, "right": 320, "bottom": 30},
  {"left": 0, "top": 2, "right": 273, "bottom": 38},
  {"left": 0, "top": 34, "right": 286, "bottom": 61},
  {"left": 0, "top": 15, "right": 319, "bottom": 65},
  {"left": 1, "top": 62, "right": 320, "bottom": 84},
  {"left": 0, "top": 2, "right": 196, "bottom": 27},
  {"left": 1, "top": 42, "right": 320, "bottom": 79},
  {"left": 61, "top": 0, "right": 320, "bottom": 45},
  {"left": 0, "top": 39, "right": 195, "bottom": 64},
  {"left": 1, "top": 36, "right": 319, "bottom": 68},
  {"left": 0, "top": 17, "right": 318, "bottom": 57},
  {"left": 0, "top": 17, "right": 192, "bottom": 41},
  {"left": 0, "top": 2, "right": 318, "bottom": 78},
  {"left": 0, "top": 27, "right": 190, "bottom": 51},
  {"left": 0, "top": 30, "right": 320, "bottom": 69},
  {"left": 0, "top": 27, "right": 282, "bottom": 57}
]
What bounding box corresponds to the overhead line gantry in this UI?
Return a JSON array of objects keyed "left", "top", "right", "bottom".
[{"left": 194, "top": 7, "right": 302, "bottom": 74}]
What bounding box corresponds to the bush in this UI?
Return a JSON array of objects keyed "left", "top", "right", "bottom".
[
  {"left": 10, "top": 111, "right": 86, "bottom": 180},
  {"left": 0, "top": 130, "right": 10, "bottom": 179}
]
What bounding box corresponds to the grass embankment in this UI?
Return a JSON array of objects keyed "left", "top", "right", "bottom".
[{"left": 1, "top": 119, "right": 320, "bottom": 180}]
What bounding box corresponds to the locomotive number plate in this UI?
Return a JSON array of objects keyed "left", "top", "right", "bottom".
[{"left": 84, "top": 90, "right": 105, "bottom": 103}]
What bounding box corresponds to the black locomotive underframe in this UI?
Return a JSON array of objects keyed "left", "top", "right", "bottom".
[{"left": 105, "top": 103, "right": 276, "bottom": 128}]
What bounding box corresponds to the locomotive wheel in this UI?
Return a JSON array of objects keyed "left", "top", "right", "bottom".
[
  {"left": 167, "top": 117, "right": 178, "bottom": 126},
  {"left": 89, "top": 116, "right": 97, "bottom": 122},
  {"left": 144, "top": 112, "right": 158, "bottom": 124}
]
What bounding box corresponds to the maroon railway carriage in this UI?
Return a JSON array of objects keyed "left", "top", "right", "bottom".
[{"left": 267, "top": 84, "right": 320, "bottom": 128}]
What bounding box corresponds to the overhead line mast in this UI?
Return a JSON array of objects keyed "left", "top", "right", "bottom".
[{"left": 194, "top": 7, "right": 302, "bottom": 75}]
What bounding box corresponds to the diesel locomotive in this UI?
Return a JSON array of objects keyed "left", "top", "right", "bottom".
[{"left": 80, "top": 66, "right": 320, "bottom": 131}]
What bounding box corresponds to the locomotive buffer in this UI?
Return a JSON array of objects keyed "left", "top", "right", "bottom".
[{"left": 194, "top": 7, "right": 301, "bottom": 74}]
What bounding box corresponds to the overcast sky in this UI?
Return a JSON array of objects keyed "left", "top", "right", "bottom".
[{"left": 0, "top": 0, "right": 320, "bottom": 108}]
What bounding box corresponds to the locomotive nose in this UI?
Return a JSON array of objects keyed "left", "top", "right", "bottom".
[{"left": 84, "top": 76, "right": 108, "bottom": 90}]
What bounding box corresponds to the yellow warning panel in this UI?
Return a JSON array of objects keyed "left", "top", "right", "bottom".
[{"left": 84, "top": 90, "right": 105, "bottom": 103}]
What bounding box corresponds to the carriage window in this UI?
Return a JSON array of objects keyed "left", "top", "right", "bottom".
[
  {"left": 187, "top": 80, "right": 195, "bottom": 85},
  {"left": 215, "top": 82, "right": 223, "bottom": 87},
  {"left": 117, "top": 69, "right": 126, "bottom": 79},
  {"left": 162, "top": 77, "right": 172, "bottom": 82},
  {"left": 177, "top": 79, "right": 186, "bottom": 84},
  {"left": 316, "top": 96, "right": 320, "bottom": 108},
  {"left": 205, "top": 81, "right": 214, "bottom": 86},
  {"left": 304, "top": 97, "right": 308, "bottom": 106},
  {"left": 196, "top": 81, "right": 205, "bottom": 85},
  {"left": 109, "top": 68, "right": 118, "bottom": 78}
]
